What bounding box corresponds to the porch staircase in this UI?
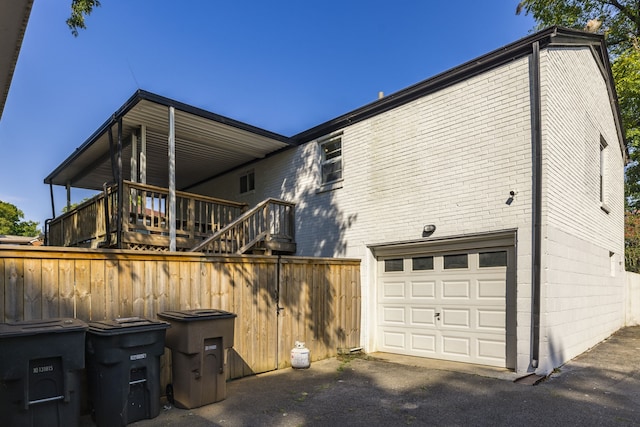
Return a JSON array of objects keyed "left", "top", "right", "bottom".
[{"left": 190, "top": 198, "right": 296, "bottom": 255}]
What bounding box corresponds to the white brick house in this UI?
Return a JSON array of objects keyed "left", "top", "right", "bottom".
[
  {"left": 46, "top": 27, "right": 627, "bottom": 375},
  {"left": 188, "top": 27, "right": 626, "bottom": 374}
]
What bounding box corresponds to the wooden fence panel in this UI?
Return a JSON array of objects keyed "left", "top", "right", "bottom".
[
  {"left": 5, "top": 258, "right": 23, "bottom": 322},
  {"left": 59, "top": 259, "right": 74, "bottom": 317},
  {"left": 42, "top": 258, "right": 59, "bottom": 319},
  {"left": 24, "top": 258, "right": 42, "bottom": 320},
  {"left": 0, "top": 247, "right": 360, "bottom": 384}
]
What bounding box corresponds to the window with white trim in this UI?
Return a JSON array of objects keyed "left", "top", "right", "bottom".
[
  {"left": 240, "top": 170, "right": 255, "bottom": 194},
  {"left": 600, "top": 136, "right": 610, "bottom": 213},
  {"left": 319, "top": 135, "right": 342, "bottom": 185}
]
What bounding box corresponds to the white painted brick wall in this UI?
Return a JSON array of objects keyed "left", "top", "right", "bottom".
[
  {"left": 191, "top": 56, "right": 536, "bottom": 370},
  {"left": 190, "top": 46, "right": 624, "bottom": 373},
  {"left": 536, "top": 47, "right": 626, "bottom": 372}
]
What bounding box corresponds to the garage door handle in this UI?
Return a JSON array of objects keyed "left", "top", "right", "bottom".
[{"left": 434, "top": 312, "right": 441, "bottom": 320}]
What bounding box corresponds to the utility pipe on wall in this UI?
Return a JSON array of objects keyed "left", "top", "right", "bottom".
[{"left": 530, "top": 41, "right": 542, "bottom": 369}]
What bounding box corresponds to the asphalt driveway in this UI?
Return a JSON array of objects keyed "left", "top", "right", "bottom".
[{"left": 90, "top": 326, "right": 640, "bottom": 426}]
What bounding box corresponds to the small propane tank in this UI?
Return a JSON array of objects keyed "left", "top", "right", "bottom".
[{"left": 290, "top": 341, "right": 310, "bottom": 369}]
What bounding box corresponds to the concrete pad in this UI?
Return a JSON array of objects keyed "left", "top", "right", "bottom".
[{"left": 81, "top": 326, "right": 640, "bottom": 426}]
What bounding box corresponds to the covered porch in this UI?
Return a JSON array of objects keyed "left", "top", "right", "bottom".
[{"left": 44, "top": 90, "right": 297, "bottom": 253}]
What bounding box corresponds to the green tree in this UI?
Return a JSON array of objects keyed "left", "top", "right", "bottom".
[
  {"left": 0, "top": 201, "right": 39, "bottom": 237},
  {"left": 67, "top": 0, "right": 101, "bottom": 37}
]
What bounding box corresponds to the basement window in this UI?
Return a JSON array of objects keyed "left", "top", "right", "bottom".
[{"left": 240, "top": 170, "right": 255, "bottom": 194}]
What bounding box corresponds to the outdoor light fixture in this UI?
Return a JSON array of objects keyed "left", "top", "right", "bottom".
[{"left": 422, "top": 224, "right": 436, "bottom": 237}]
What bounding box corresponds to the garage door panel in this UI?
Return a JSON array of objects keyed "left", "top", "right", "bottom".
[
  {"left": 381, "top": 306, "right": 405, "bottom": 324},
  {"left": 411, "top": 281, "right": 435, "bottom": 298},
  {"left": 441, "top": 308, "right": 470, "bottom": 328},
  {"left": 442, "top": 280, "right": 470, "bottom": 299},
  {"left": 410, "top": 307, "right": 436, "bottom": 326},
  {"left": 477, "top": 309, "right": 506, "bottom": 329},
  {"left": 411, "top": 333, "right": 436, "bottom": 352},
  {"left": 442, "top": 335, "right": 470, "bottom": 356},
  {"left": 382, "top": 281, "right": 405, "bottom": 298},
  {"left": 381, "top": 330, "right": 406, "bottom": 349},
  {"left": 477, "top": 279, "right": 506, "bottom": 299},
  {"left": 377, "top": 247, "right": 511, "bottom": 368},
  {"left": 477, "top": 338, "right": 505, "bottom": 361}
]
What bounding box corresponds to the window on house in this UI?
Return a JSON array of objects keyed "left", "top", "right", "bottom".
[
  {"left": 479, "top": 251, "right": 508, "bottom": 268},
  {"left": 610, "top": 251, "right": 616, "bottom": 277},
  {"left": 240, "top": 170, "right": 255, "bottom": 194},
  {"left": 320, "top": 135, "right": 343, "bottom": 185},
  {"left": 384, "top": 259, "right": 404, "bottom": 272},
  {"left": 600, "top": 136, "right": 610, "bottom": 213},
  {"left": 412, "top": 256, "right": 434, "bottom": 271},
  {"left": 443, "top": 254, "right": 468, "bottom": 269}
]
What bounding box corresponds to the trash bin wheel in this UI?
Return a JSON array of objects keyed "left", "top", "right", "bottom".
[{"left": 166, "top": 384, "right": 174, "bottom": 405}]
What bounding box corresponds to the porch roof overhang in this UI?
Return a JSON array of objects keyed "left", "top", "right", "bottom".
[
  {"left": 0, "top": 0, "right": 33, "bottom": 121},
  {"left": 44, "top": 90, "right": 294, "bottom": 191}
]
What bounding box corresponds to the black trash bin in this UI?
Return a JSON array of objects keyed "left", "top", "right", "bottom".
[
  {"left": 157, "top": 309, "right": 236, "bottom": 409},
  {"left": 85, "top": 317, "right": 169, "bottom": 427},
  {"left": 0, "top": 318, "right": 87, "bottom": 427}
]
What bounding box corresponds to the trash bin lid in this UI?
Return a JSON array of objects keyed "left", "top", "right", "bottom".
[
  {"left": 157, "top": 309, "right": 236, "bottom": 322},
  {"left": 0, "top": 318, "right": 87, "bottom": 338},
  {"left": 88, "top": 317, "right": 170, "bottom": 336}
]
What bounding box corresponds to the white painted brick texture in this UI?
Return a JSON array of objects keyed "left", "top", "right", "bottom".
[
  {"left": 536, "top": 47, "right": 625, "bottom": 372},
  {"left": 191, "top": 47, "right": 624, "bottom": 373}
]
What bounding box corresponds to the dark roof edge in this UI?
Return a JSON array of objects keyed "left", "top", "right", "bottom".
[
  {"left": 135, "top": 90, "right": 292, "bottom": 144},
  {"left": 291, "top": 26, "right": 613, "bottom": 145},
  {"left": 45, "top": 89, "right": 293, "bottom": 184},
  {"left": 0, "top": 0, "right": 34, "bottom": 121}
]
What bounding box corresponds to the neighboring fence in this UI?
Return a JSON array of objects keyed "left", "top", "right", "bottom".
[
  {"left": 0, "top": 246, "right": 360, "bottom": 384},
  {"left": 625, "top": 271, "right": 640, "bottom": 326}
]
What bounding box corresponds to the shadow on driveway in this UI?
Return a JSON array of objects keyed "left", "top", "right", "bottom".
[{"left": 92, "top": 326, "right": 640, "bottom": 426}]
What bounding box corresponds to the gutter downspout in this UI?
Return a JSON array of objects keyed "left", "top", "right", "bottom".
[{"left": 530, "top": 41, "right": 543, "bottom": 369}]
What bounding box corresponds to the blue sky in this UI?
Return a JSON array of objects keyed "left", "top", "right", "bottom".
[{"left": 0, "top": 1, "right": 534, "bottom": 229}]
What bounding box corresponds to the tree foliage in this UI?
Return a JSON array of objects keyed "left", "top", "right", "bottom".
[
  {"left": 67, "top": 0, "right": 101, "bottom": 37},
  {"left": 613, "top": 45, "right": 640, "bottom": 202},
  {"left": 0, "top": 201, "right": 39, "bottom": 237},
  {"left": 516, "top": 0, "right": 640, "bottom": 54},
  {"left": 625, "top": 210, "right": 640, "bottom": 272}
]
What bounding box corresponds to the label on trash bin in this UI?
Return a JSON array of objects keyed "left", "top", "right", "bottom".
[
  {"left": 130, "top": 353, "right": 147, "bottom": 361},
  {"left": 32, "top": 365, "right": 55, "bottom": 374},
  {"left": 205, "top": 344, "right": 217, "bottom": 351}
]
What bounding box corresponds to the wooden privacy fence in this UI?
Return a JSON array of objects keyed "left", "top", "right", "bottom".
[{"left": 0, "top": 246, "right": 360, "bottom": 383}]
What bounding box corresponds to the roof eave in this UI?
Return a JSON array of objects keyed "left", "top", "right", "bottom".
[
  {"left": 0, "top": 0, "right": 34, "bottom": 121},
  {"left": 44, "top": 89, "right": 294, "bottom": 185},
  {"left": 291, "top": 26, "right": 613, "bottom": 144}
]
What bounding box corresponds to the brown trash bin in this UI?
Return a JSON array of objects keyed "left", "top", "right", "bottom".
[{"left": 157, "top": 309, "right": 236, "bottom": 409}]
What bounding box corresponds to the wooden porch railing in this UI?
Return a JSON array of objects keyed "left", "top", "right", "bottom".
[
  {"left": 46, "top": 186, "right": 117, "bottom": 248},
  {"left": 191, "top": 198, "right": 296, "bottom": 255},
  {"left": 47, "top": 181, "right": 248, "bottom": 250}
]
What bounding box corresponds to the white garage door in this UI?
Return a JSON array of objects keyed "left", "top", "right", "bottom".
[{"left": 377, "top": 248, "right": 513, "bottom": 367}]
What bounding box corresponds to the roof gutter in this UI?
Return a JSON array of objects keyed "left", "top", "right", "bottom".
[{"left": 292, "top": 27, "right": 563, "bottom": 144}]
